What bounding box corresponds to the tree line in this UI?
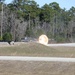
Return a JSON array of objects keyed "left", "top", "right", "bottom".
[{"left": 0, "top": 0, "right": 75, "bottom": 42}]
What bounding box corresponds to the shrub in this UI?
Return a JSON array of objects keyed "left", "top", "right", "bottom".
[
  {"left": 0, "top": 36, "right": 3, "bottom": 41},
  {"left": 3, "top": 32, "right": 12, "bottom": 42},
  {"left": 55, "top": 36, "right": 66, "bottom": 43},
  {"left": 35, "top": 29, "right": 45, "bottom": 37}
]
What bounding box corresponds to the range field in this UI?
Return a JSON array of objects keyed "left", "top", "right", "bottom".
[
  {"left": 0, "top": 42, "right": 75, "bottom": 57},
  {"left": 0, "top": 61, "right": 75, "bottom": 75},
  {"left": 0, "top": 42, "right": 75, "bottom": 75}
]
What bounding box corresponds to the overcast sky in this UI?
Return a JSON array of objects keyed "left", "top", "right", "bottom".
[{"left": 5, "top": 0, "right": 75, "bottom": 10}]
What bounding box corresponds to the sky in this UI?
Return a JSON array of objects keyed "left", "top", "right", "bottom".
[{"left": 5, "top": 0, "right": 75, "bottom": 10}]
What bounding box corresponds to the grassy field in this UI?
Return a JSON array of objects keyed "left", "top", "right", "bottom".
[
  {"left": 0, "top": 42, "right": 75, "bottom": 75},
  {"left": 0, "top": 42, "right": 75, "bottom": 57},
  {"left": 0, "top": 61, "right": 75, "bottom": 75}
]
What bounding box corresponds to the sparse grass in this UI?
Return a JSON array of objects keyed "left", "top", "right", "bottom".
[
  {"left": 0, "top": 42, "right": 75, "bottom": 57},
  {"left": 0, "top": 61, "right": 75, "bottom": 75}
]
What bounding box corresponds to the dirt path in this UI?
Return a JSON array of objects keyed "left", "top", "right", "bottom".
[
  {"left": 0, "top": 56, "right": 75, "bottom": 62},
  {"left": 47, "top": 43, "right": 75, "bottom": 47}
]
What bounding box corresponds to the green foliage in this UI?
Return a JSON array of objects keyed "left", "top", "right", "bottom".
[
  {"left": 49, "top": 2, "right": 61, "bottom": 11},
  {"left": 0, "top": 36, "right": 3, "bottom": 41},
  {"left": 25, "top": 26, "right": 32, "bottom": 37},
  {"left": 3, "top": 33, "right": 12, "bottom": 42},
  {"left": 55, "top": 36, "right": 67, "bottom": 43},
  {"left": 46, "top": 32, "right": 53, "bottom": 38},
  {"left": 35, "top": 29, "right": 45, "bottom": 37},
  {"left": 0, "top": 0, "right": 75, "bottom": 43},
  {"left": 41, "top": 4, "right": 51, "bottom": 22},
  {"left": 9, "top": 0, "right": 39, "bottom": 20}
]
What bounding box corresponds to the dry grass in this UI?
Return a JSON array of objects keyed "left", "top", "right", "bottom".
[
  {"left": 0, "top": 42, "right": 75, "bottom": 75},
  {"left": 50, "top": 46, "right": 75, "bottom": 57},
  {"left": 0, "top": 42, "right": 75, "bottom": 57},
  {"left": 0, "top": 61, "right": 75, "bottom": 75}
]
